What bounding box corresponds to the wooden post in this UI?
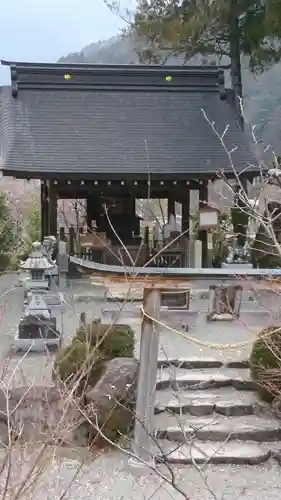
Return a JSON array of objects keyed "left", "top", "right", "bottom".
[
  {"left": 199, "top": 182, "right": 208, "bottom": 267},
  {"left": 57, "top": 240, "right": 68, "bottom": 291},
  {"left": 168, "top": 198, "right": 175, "bottom": 219},
  {"left": 86, "top": 196, "right": 100, "bottom": 230},
  {"left": 131, "top": 286, "right": 161, "bottom": 466},
  {"left": 181, "top": 188, "right": 190, "bottom": 235},
  {"left": 49, "top": 181, "right": 58, "bottom": 237},
  {"left": 69, "top": 226, "right": 76, "bottom": 255},
  {"left": 40, "top": 181, "right": 49, "bottom": 241}
]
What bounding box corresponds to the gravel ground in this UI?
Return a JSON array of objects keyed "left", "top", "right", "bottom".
[
  {"left": 1, "top": 274, "right": 281, "bottom": 499},
  {"left": 7, "top": 447, "right": 281, "bottom": 500}
]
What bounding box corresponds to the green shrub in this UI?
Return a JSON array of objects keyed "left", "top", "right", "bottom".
[
  {"left": 75, "top": 320, "right": 134, "bottom": 359},
  {"left": 250, "top": 326, "right": 281, "bottom": 402},
  {"left": 54, "top": 321, "right": 135, "bottom": 392},
  {"left": 53, "top": 340, "right": 106, "bottom": 392}
]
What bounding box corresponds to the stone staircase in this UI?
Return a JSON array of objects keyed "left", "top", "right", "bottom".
[{"left": 153, "top": 357, "right": 281, "bottom": 465}]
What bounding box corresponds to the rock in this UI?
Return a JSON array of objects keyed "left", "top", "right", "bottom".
[
  {"left": 8, "top": 386, "right": 89, "bottom": 446},
  {"left": 85, "top": 357, "right": 139, "bottom": 446}
]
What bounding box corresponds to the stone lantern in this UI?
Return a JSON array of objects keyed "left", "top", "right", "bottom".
[
  {"left": 14, "top": 242, "right": 61, "bottom": 352},
  {"left": 21, "top": 241, "right": 57, "bottom": 297}
]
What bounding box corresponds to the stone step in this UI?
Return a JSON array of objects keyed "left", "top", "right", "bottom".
[
  {"left": 156, "top": 368, "right": 254, "bottom": 391},
  {"left": 156, "top": 440, "right": 271, "bottom": 465},
  {"left": 155, "top": 414, "right": 281, "bottom": 442},
  {"left": 157, "top": 357, "right": 249, "bottom": 369},
  {"left": 155, "top": 388, "right": 260, "bottom": 416}
]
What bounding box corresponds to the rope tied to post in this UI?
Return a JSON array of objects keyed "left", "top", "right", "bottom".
[{"left": 140, "top": 305, "right": 281, "bottom": 350}]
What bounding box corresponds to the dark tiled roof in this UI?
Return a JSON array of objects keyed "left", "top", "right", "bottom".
[{"left": 0, "top": 61, "right": 258, "bottom": 179}]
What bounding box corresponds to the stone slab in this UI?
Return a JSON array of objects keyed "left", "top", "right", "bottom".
[
  {"left": 157, "top": 357, "right": 223, "bottom": 369},
  {"left": 156, "top": 387, "right": 255, "bottom": 406},
  {"left": 73, "top": 292, "right": 107, "bottom": 303},
  {"left": 156, "top": 371, "right": 233, "bottom": 390},
  {"left": 157, "top": 357, "right": 250, "bottom": 370},
  {"left": 155, "top": 415, "right": 281, "bottom": 442},
  {"left": 156, "top": 368, "right": 252, "bottom": 390},
  {"left": 215, "top": 400, "right": 255, "bottom": 417},
  {"left": 155, "top": 392, "right": 257, "bottom": 417},
  {"left": 158, "top": 441, "right": 270, "bottom": 465}
]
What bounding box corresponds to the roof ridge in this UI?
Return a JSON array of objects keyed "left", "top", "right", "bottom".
[
  {"left": 1, "top": 61, "right": 226, "bottom": 98},
  {"left": 1, "top": 60, "right": 226, "bottom": 72}
]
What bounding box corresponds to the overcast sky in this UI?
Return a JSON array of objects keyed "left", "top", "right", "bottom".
[{"left": 0, "top": 0, "right": 127, "bottom": 83}]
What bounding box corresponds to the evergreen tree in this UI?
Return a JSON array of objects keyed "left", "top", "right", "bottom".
[
  {"left": 133, "top": 0, "right": 281, "bottom": 82},
  {"left": 26, "top": 206, "right": 41, "bottom": 244},
  {"left": 0, "top": 193, "right": 20, "bottom": 256}
]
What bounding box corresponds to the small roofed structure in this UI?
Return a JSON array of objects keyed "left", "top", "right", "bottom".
[{"left": 0, "top": 61, "right": 259, "bottom": 267}]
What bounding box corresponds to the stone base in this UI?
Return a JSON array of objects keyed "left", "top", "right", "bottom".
[
  {"left": 13, "top": 335, "right": 61, "bottom": 352},
  {"left": 207, "top": 312, "right": 237, "bottom": 322},
  {"left": 15, "top": 314, "right": 61, "bottom": 352}
]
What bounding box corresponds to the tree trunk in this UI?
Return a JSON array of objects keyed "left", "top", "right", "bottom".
[{"left": 229, "top": 2, "right": 243, "bottom": 127}]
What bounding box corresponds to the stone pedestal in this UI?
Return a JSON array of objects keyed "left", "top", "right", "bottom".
[
  {"left": 15, "top": 316, "right": 61, "bottom": 352},
  {"left": 14, "top": 290, "right": 61, "bottom": 352},
  {"left": 207, "top": 284, "right": 242, "bottom": 321}
]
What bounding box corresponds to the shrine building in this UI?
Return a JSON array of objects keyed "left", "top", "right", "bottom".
[{"left": 0, "top": 61, "right": 258, "bottom": 266}]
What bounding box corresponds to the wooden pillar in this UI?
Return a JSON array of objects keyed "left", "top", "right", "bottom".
[
  {"left": 132, "top": 286, "right": 160, "bottom": 465},
  {"left": 181, "top": 188, "right": 190, "bottom": 235},
  {"left": 168, "top": 198, "right": 175, "bottom": 219},
  {"left": 199, "top": 181, "right": 208, "bottom": 267},
  {"left": 131, "top": 197, "right": 136, "bottom": 216},
  {"left": 49, "top": 181, "right": 58, "bottom": 237},
  {"left": 40, "top": 180, "right": 49, "bottom": 241},
  {"left": 86, "top": 196, "right": 100, "bottom": 229}
]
